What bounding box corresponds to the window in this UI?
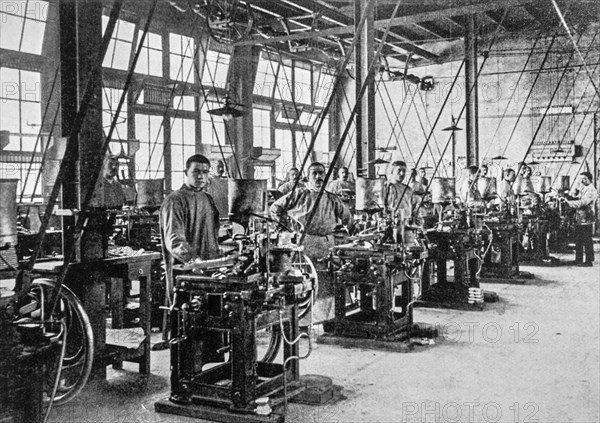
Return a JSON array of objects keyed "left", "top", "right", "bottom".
[
  {"left": 173, "top": 95, "right": 195, "bottom": 111},
  {"left": 102, "top": 17, "right": 135, "bottom": 70},
  {"left": 273, "top": 64, "right": 293, "bottom": 101},
  {"left": 253, "top": 108, "right": 271, "bottom": 148},
  {"left": 298, "top": 110, "right": 319, "bottom": 127},
  {"left": 169, "top": 33, "right": 195, "bottom": 82},
  {"left": 314, "top": 116, "right": 329, "bottom": 152},
  {"left": 295, "top": 131, "right": 310, "bottom": 165},
  {"left": 274, "top": 128, "right": 293, "bottom": 181},
  {"left": 0, "top": 67, "right": 41, "bottom": 151},
  {"left": 170, "top": 117, "right": 196, "bottom": 188},
  {"left": 135, "top": 30, "right": 162, "bottom": 76},
  {"left": 201, "top": 50, "right": 230, "bottom": 89},
  {"left": 135, "top": 114, "right": 164, "bottom": 179},
  {"left": 200, "top": 101, "right": 225, "bottom": 145},
  {"left": 0, "top": 0, "right": 48, "bottom": 55},
  {"left": 253, "top": 165, "right": 273, "bottom": 188},
  {"left": 294, "top": 66, "right": 312, "bottom": 105},
  {"left": 254, "top": 57, "right": 278, "bottom": 98},
  {"left": 102, "top": 86, "right": 128, "bottom": 142},
  {"left": 314, "top": 72, "right": 335, "bottom": 107}
]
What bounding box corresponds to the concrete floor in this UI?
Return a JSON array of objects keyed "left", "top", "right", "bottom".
[{"left": 46, "top": 250, "right": 599, "bottom": 423}]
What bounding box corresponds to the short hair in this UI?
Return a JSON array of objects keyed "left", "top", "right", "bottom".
[
  {"left": 468, "top": 165, "right": 479, "bottom": 175},
  {"left": 288, "top": 167, "right": 300, "bottom": 174},
  {"left": 308, "top": 162, "right": 325, "bottom": 171},
  {"left": 504, "top": 168, "right": 515, "bottom": 177},
  {"left": 481, "top": 164, "right": 488, "bottom": 170},
  {"left": 185, "top": 154, "right": 210, "bottom": 170},
  {"left": 339, "top": 166, "right": 348, "bottom": 172},
  {"left": 391, "top": 161, "right": 407, "bottom": 168},
  {"left": 581, "top": 171, "right": 593, "bottom": 181}
]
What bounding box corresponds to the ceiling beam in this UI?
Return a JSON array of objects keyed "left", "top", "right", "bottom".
[{"left": 235, "top": 0, "right": 533, "bottom": 46}]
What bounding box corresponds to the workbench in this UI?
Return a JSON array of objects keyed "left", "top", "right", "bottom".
[{"left": 32, "top": 252, "right": 162, "bottom": 377}]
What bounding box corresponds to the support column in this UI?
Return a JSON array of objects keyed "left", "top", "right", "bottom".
[
  {"left": 354, "top": 0, "right": 376, "bottom": 178},
  {"left": 227, "top": 44, "right": 260, "bottom": 178},
  {"left": 464, "top": 14, "right": 479, "bottom": 168}
]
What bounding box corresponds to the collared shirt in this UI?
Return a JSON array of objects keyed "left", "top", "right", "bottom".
[
  {"left": 160, "top": 184, "right": 220, "bottom": 264},
  {"left": 384, "top": 182, "right": 415, "bottom": 220},
  {"left": 278, "top": 180, "right": 305, "bottom": 195},
  {"left": 567, "top": 184, "right": 598, "bottom": 225},
  {"left": 269, "top": 186, "right": 352, "bottom": 236},
  {"left": 327, "top": 179, "right": 354, "bottom": 195}
]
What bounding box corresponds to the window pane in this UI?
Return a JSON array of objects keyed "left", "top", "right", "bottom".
[
  {"left": 0, "top": 99, "right": 20, "bottom": 132},
  {"left": 21, "top": 70, "right": 41, "bottom": 101},
  {"left": 294, "top": 67, "right": 311, "bottom": 105},
  {"left": 274, "top": 65, "right": 292, "bottom": 101},
  {"left": 0, "top": 14, "right": 23, "bottom": 51},
  {"left": 116, "top": 19, "right": 135, "bottom": 41},
  {"left": 21, "top": 101, "right": 41, "bottom": 134},
  {"left": 148, "top": 49, "right": 162, "bottom": 76},
  {"left": 21, "top": 17, "right": 45, "bottom": 54},
  {"left": 202, "top": 50, "right": 230, "bottom": 88},
  {"left": 254, "top": 59, "right": 277, "bottom": 97}
]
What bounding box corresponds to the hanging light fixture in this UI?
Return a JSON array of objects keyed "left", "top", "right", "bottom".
[
  {"left": 368, "top": 158, "right": 390, "bottom": 165},
  {"left": 442, "top": 115, "right": 462, "bottom": 132},
  {"left": 207, "top": 87, "right": 247, "bottom": 122}
]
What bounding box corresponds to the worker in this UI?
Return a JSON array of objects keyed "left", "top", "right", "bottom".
[
  {"left": 160, "top": 154, "right": 220, "bottom": 270},
  {"left": 384, "top": 161, "right": 416, "bottom": 223},
  {"left": 270, "top": 162, "right": 353, "bottom": 235},
  {"left": 514, "top": 163, "right": 535, "bottom": 196},
  {"left": 277, "top": 167, "right": 305, "bottom": 195},
  {"left": 459, "top": 165, "right": 483, "bottom": 205},
  {"left": 90, "top": 154, "right": 125, "bottom": 208},
  {"left": 480, "top": 164, "right": 489, "bottom": 178},
  {"left": 418, "top": 167, "right": 429, "bottom": 187},
  {"left": 561, "top": 172, "right": 598, "bottom": 266},
  {"left": 497, "top": 168, "right": 517, "bottom": 211},
  {"left": 327, "top": 166, "right": 354, "bottom": 195},
  {"left": 213, "top": 159, "right": 226, "bottom": 178}
]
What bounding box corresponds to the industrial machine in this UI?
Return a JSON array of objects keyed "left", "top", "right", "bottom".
[{"left": 155, "top": 180, "right": 317, "bottom": 422}]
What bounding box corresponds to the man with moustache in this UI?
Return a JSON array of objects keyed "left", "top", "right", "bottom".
[
  {"left": 327, "top": 166, "right": 354, "bottom": 195},
  {"left": 384, "top": 161, "right": 417, "bottom": 223}
]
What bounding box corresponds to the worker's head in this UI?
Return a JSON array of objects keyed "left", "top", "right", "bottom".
[
  {"left": 307, "top": 162, "right": 326, "bottom": 191},
  {"left": 580, "top": 171, "right": 593, "bottom": 186},
  {"left": 185, "top": 154, "right": 211, "bottom": 190},
  {"left": 388, "top": 161, "right": 407, "bottom": 184},
  {"left": 103, "top": 155, "right": 120, "bottom": 180},
  {"left": 519, "top": 163, "right": 531, "bottom": 177},
  {"left": 504, "top": 168, "right": 516, "bottom": 182},
  {"left": 215, "top": 160, "right": 225, "bottom": 177},
  {"left": 338, "top": 166, "right": 349, "bottom": 181},
  {"left": 419, "top": 168, "right": 427, "bottom": 177},
  {"left": 287, "top": 167, "right": 300, "bottom": 182},
  {"left": 480, "top": 164, "right": 489, "bottom": 177}
]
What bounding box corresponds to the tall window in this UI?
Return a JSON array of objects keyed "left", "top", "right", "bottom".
[
  {"left": 201, "top": 50, "right": 230, "bottom": 89},
  {"left": 169, "top": 33, "right": 195, "bottom": 82},
  {"left": 294, "top": 66, "right": 312, "bottom": 105},
  {"left": 0, "top": 0, "right": 48, "bottom": 55},
  {"left": 135, "top": 30, "right": 162, "bottom": 76},
  {"left": 274, "top": 128, "right": 293, "bottom": 182},
  {"left": 102, "top": 17, "right": 135, "bottom": 70},
  {"left": 295, "top": 130, "right": 310, "bottom": 165},
  {"left": 172, "top": 95, "right": 195, "bottom": 111},
  {"left": 314, "top": 72, "right": 335, "bottom": 107},
  {"left": 0, "top": 67, "right": 41, "bottom": 151},
  {"left": 135, "top": 114, "right": 164, "bottom": 178},
  {"left": 0, "top": 162, "right": 42, "bottom": 201},
  {"left": 102, "top": 86, "right": 128, "bottom": 143},
  {"left": 253, "top": 108, "right": 271, "bottom": 148},
  {"left": 170, "top": 117, "right": 196, "bottom": 188},
  {"left": 314, "top": 116, "right": 329, "bottom": 152},
  {"left": 273, "top": 64, "right": 293, "bottom": 101},
  {"left": 254, "top": 57, "right": 278, "bottom": 98},
  {"left": 200, "top": 101, "right": 225, "bottom": 145},
  {"left": 253, "top": 165, "right": 273, "bottom": 188}
]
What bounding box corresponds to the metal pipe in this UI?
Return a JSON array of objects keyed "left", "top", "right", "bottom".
[{"left": 464, "top": 14, "right": 478, "bottom": 167}]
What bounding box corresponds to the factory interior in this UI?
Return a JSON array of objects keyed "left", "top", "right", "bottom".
[{"left": 0, "top": 0, "right": 599, "bottom": 422}]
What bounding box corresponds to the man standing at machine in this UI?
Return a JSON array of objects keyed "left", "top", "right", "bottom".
[
  {"left": 278, "top": 167, "right": 304, "bottom": 195},
  {"left": 161, "top": 154, "right": 220, "bottom": 272},
  {"left": 90, "top": 154, "right": 125, "bottom": 208},
  {"left": 327, "top": 166, "right": 354, "bottom": 195},
  {"left": 562, "top": 172, "right": 598, "bottom": 266},
  {"left": 497, "top": 168, "right": 517, "bottom": 211},
  {"left": 460, "top": 165, "right": 483, "bottom": 205},
  {"left": 384, "top": 161, "right": 416, "bottom": 223}
]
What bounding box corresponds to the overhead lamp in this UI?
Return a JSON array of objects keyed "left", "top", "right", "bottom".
[
  {"left": 368, "top": 158, "right": 390, "bottom": 165},
  {"left": 442, "top": 116, "right": 462, "bottom": 131},
  {"left": 491, "top": 155, "right": 508, "bottom": 160},
  {"left": 207, "top": 89, "right": 247, "bottom": 122},
  {"left": 528, "top": 160, "right": 540, "bottom": 166},
  {"left": 551, "top": 146, "right": 565, "bottom": 153}
]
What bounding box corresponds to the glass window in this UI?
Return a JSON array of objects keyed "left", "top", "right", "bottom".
[
  {"left": 254, "top": 57, "right": 277, "bottom": 97},
  {"left": 135, "top": 114, "right": 164, "bottom": 178},
  {"left": 102, "top": 86, "right": 128, "bottom": 142},
  {"left": 170, "top": 117, "right": 196, "bottom": 188},
  {"left": 298, "top": 111, "right": 319, "bottom": 127},
  {"left": 102, "top": 17, "right": 135, "bottom": 70},
  {"left": 294, "top": 66, "right": 312, "bottom": 105},
  {"left": 200, "top": 100, "right": 225, "bottom": 145},
  {"left": 253, "top": 165, "right": 273, "bottom": 188},
  {"left": 314, "top": 72, "right": 334, "bottom": 107},
  {"left": 169, "top": 33, "right": 195, "bottom": 82},
  {"left": 295, "top": 131, "right": 311, "bottom": 165},
  {"left": 0, "top": 161, "right": 42, "bottom": 201},
  {"left": 0, "top": 67, "right": 41, "bottom": 151},
  {"left": 273, "top": 64, "right": 293, "bottom": 101},
  {"left": 173, "top": 95, "right": 195, "bottom": 111},
  {"left": 253, "top": 108, "right": 271, "bottom": 148},
  {"left": 0, "top": 0, "right": 48, "bottom": 55},
  {"left": 274, "top": 128, "right": 293, "bottom": 182},
  {"left": 135, "top": 30, "right": 162, "bottom": 76},
  {"left": 314, "top": 116, "right": 329, "bottom": 152},
  {"left": 201, "top": 49, "right": 230, "bottom": 89}
]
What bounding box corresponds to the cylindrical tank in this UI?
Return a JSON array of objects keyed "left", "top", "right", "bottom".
[
  {"left": 514, "top": 177, "right": 534, "bottom": 196},
  {"left": 477, "top": 177, "right": 497, "bottom": 199},
  {"left": 206, "top": 177, "right": 229, "bottom": 217},
  {"left": 0, "top": 179, "right": 19, "bottom": 246},
  {"left": 355, "top": 178, "right": 386, "bottom": 211},
  {"left": 430, "top": 178, "right": 455, "bottom": 203},
  {"left": 228, "top": 179, "right": 267, "bottom": 225},
  {"left": 135, "top": 179, "right": 164, "bottom": 208},
  {"left": 537, "top": 176, "right": 552, "bottom": 193}
]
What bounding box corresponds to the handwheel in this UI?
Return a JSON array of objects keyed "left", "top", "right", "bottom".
[
  {"left": 206, "top": 0, "right": 253, "bottom": 44},
  {"left": 31, "top": 278, "right": 94, "bottom": 406}
]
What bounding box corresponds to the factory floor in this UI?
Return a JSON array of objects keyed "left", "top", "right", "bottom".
[{"left": 46, "top": 249, "right": 599, "bottom": 423}]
